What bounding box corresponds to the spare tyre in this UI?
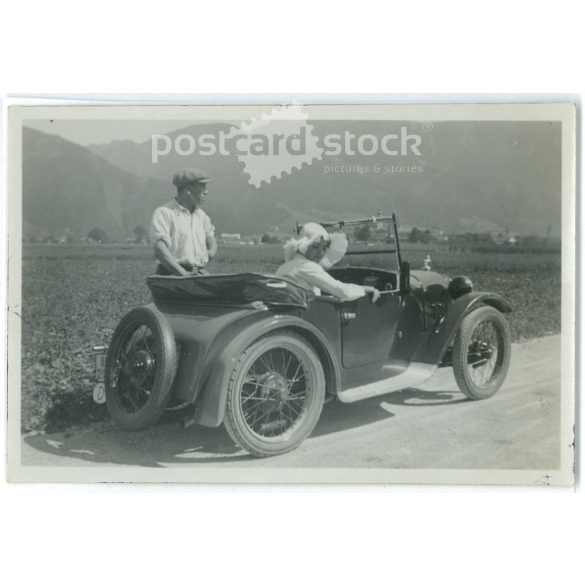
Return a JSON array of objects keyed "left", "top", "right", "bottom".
[{"left": 105, "top": 306, "right": 178, "bottom": 430}]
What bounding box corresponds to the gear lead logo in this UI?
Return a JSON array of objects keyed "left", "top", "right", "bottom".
[{"left": 227, "top": 104, "right": 323, "bottom": 187}]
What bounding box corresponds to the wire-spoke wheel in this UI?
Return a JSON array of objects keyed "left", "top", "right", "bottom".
[
  {"left": 105, "top": 307, "right": 178, "bottom": 430},
  {"left": 224, "top": 332, "right": 325, "bottom": 457},
  {"left": 453, "top": 306, "right": 511, "bottom": 400}
]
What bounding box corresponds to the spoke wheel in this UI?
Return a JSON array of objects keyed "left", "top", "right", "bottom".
[
  {"left": 105, "top": 307, "right": 178, "bottom": 430},
  {"left": 224, "top": 332, "right": 325, "bottom": 457},
  {"left": 453, "top": 306, "right": 511, "bottom": 400}
]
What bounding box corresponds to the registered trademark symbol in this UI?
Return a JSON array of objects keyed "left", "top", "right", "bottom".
[{"left": 422, "top": 121, "right": 434, "bottom": 133}]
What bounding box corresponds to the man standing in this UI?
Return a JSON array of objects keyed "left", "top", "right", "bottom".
[{"left": 150, "top": 169, "right": 217, "bottom": 276}]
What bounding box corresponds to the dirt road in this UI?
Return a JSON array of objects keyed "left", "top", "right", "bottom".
[{"left": 20, "top": 335, "right": 562, "bottom": 471}]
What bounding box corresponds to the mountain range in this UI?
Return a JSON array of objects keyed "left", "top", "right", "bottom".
[{"left": 22, "top": 119, "right": 562, "bottom": 240}]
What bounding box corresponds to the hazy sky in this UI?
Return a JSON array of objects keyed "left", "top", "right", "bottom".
[{"left": 23, "top": 119, "right": 225, "bottom": 146}]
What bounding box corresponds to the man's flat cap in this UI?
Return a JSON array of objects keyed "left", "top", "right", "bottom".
[{"left": 172, "top": 169, "right": 212, "bottom": 188}]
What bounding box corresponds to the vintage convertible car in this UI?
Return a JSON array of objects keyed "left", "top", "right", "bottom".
[{"left": 94, "top": 215, "right": 512, "bottom": 457}]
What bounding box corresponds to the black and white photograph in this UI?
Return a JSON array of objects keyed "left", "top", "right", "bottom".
[{"left": 5, "top": 102, "right": 576, "bottom": 484}]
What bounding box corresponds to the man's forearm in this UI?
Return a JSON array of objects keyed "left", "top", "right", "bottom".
[
  {"left": 154, "top": 241, "right": 188, "bottom": 276},
  {"left": 207, "top": 236, "right": 218, "bottom": 259}
]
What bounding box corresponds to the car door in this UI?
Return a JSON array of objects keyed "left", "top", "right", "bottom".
[{"left": 340, "top": 291, "right": 402, "bottom": 368}]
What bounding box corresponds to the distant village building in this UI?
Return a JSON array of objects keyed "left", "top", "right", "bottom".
[
  {"left": 220, "top": 233, "right": 242, "bottom": 242},
  {"left": 397, "top": 224, "right": 414, "bottom": 238},
  {"left": 492, "top": 232, "right": 518, "bottom": 246},
  {"left": 429, "top": 226, "right": 447, "bottom": 241}
]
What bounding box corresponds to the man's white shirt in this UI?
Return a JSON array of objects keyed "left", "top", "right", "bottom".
[{"left": 150, "top": 199, "right": 215, "bottom": 267}]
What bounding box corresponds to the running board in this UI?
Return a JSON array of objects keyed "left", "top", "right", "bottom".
[{"left": 337, "top": 362, "right": 437, "bottom": 403}]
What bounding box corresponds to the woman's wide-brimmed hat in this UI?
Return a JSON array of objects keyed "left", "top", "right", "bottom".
[{"left": 283, "top": 222, "right": 348, "bottom": 268}]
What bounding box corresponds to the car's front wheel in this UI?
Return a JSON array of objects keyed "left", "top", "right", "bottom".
[
  {"left": 453, "top": 306, "right": 511, "bottom": 400},
  {"left": 224, "top": 332, "right": 325, "bottom": 457}
]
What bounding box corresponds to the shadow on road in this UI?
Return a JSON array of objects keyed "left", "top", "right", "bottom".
[
  {"left": 379, "top": 388, "right": 468, "bottom": 407},
  {"left": 23, "top": 386, "right": 466, "bottom": 467},
  {"left": 23, "top": 422, "right": 247, "bottom": 468}
]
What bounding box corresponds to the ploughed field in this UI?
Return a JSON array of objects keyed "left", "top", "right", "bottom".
[{"left": 19, "top": 243, "right": 561, "bottom": 432}]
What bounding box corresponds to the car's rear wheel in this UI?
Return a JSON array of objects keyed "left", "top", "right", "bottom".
[
  {"left": 453, "top": 306, "right": 511, "bottom": 399},
  {"left": 224, "top": 332, "right": 325, "bottom": 457},
  {"left": 105, "top": 307, "right": 178, "bottom": 430}
]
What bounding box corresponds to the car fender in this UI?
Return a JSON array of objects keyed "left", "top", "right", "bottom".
[
  {"left": 412, "top": 292, "right": 512, "bottom": 365},
  {"left": 193, "top": 315, "right": 341, "bottom": 428}
]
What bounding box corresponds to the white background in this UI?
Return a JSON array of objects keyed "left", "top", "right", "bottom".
[{"left": 0, "top": 1, "right": 582, "bottom": 584}]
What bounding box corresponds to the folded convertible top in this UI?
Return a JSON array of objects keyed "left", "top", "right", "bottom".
[{"left": 146, "top": 272, "right": 313, "bottom": 308}]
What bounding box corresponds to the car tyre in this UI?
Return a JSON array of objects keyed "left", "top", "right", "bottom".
[
  {"left": 105, "top": 306, "right": 178, "bottom": 430},
  {"left": 453, "top": 306, "right": 511, "bottom": 400},
  {"left": 224, "top": 332, "right": 325, "bottom": 457}
]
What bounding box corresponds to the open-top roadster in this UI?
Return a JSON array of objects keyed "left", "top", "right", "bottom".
[{"left": 95, "top": 215, "right": 512, "bottom": 457}]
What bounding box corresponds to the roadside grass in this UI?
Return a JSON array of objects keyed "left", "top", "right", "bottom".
[{"left": 20, "top": 243, "right": 561, "bottom": 433}]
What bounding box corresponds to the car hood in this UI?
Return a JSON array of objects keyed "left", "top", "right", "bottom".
[{"left": 410, "top": 270, "right": 451, "bottom": 291}]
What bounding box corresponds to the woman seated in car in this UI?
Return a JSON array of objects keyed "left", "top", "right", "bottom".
[{"left": 276, "top": 223, "right": 380, "bottom": 302}]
